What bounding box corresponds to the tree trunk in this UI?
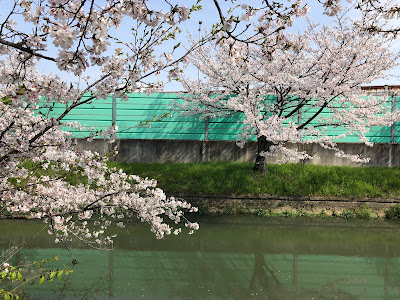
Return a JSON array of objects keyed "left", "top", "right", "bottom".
[{"left": 253, "top": 135, "right": 274, "bottom": 173}]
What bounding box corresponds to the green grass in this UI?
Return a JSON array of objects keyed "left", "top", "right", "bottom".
[
  {"left": 385, "top": 205, "right": 400, "bottom": 219},
  {"left": 256, "top": 207, "right": 377, "bottom": 219},
  {"left": 108, "top": 162, "right": 400, "bottom": 199}
]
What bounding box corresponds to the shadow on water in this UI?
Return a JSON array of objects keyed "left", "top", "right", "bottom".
[{"left": 1, "top": 216, "right": 400, "bottom": 299}]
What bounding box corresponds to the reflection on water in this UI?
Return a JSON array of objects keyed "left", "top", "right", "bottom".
[{"left": 2, "top": 216, "right": 400, "bottom": 299}]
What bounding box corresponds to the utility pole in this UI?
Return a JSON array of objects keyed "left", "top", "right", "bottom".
[{"left": 198, "top": 21, "right": 202, "bottom": 82}]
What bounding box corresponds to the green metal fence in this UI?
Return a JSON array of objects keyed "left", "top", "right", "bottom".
[{"left": 41, "top": 93, "right": 400, "bottom": 143}]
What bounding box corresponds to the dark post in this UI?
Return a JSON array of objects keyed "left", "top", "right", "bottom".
[
  {"left": 112, "top": 96, "right": 117, "bottom": 126},
  {"left": 205, "top": 116, "right": 209, "bottom": 141},
  {"left": 391, "top": 93, "right": 396, "bottom": 144}
]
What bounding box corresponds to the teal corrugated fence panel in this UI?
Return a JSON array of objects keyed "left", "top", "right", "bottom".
[
  {"left": 38, "top": 93, "right": 400, "bottom": 143},
  {"left": 116, "top": 93, "right": 205, "bottom": 140},
  {"left": 37, "top": 94, "right": 113, "bottom": 138}
]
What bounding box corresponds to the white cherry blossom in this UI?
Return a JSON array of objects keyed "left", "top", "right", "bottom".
[
  {"left": 0, "top": 0, "right": 398, "bottom": 247},
  {"left": 0, "top": 0, "right": 204, "bottom": 247},
  {"left": 176, "top": 18, "right": 399, "bottom": 172}
]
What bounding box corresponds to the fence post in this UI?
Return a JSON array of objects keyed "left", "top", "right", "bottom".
[
  {"left": 205, "top": 116, "right": 209, "bottom": 140},
  {"left": 112, "top": 96, "right": 117, "bottom": 125},
  {"left": 202, "top": 116, "right": 210, "bottom": 163},
  {"left": 390, "top": 94, "right": 396, "bottom": 144},
  {"left": 391, "top": 93, "right": 396, "bottom": 144},
  {"left": 298, "top": 106, "right": 302, "bottom": 127}
]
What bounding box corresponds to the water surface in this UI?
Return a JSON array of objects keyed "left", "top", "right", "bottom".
[{"left": 1, "top": 216, "right": 400, "bottom": 299}]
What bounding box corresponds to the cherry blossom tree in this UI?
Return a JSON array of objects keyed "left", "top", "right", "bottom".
[
  {"left": 0, "top": 52, "right": 200, "bottom": 247},
  {"left": 0, "top": 0, "right": 206, "bottom": 248},
  {"left": 176, "top": 18, "right": 399, "bottom": 173}
]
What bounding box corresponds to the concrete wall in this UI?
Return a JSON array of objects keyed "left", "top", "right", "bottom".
[{"left": 76, "top": 139, "right": 400, "bottom": 167}]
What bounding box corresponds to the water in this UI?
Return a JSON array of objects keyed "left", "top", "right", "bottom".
[{"left": 2, "top": 216, "right": 400, "bottom": 299}]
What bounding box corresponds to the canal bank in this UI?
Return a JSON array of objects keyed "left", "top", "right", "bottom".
[{"left": 176, "top": 194, "right": 400, "bottom": 218}]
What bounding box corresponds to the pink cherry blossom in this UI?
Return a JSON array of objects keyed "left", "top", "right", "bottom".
[
  {"left": 0, "top": 0, "right": 202, "bottom": 248},
  {"left": 176, "top": 18, "right": 399, "bottom": 172}
]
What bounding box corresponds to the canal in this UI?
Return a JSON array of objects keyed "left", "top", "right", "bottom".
[{"left": 1, "top": 216, "right": 400, "bottom": 299}]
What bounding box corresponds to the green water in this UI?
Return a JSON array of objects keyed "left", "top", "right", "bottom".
[{"left": 2, "top": 216, "right": 400, "bottom": 299}]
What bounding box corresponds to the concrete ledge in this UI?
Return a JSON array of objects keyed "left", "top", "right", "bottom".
[
  {"left": 76, "top": 139, "right": 400, "bottom": 167},
  {"left": 176, "top": 195, "right": 400, "bottom": 217}
]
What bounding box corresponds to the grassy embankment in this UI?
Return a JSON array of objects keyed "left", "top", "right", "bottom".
[
  {"left": 109, "top": 162, "right": 400, "bottom": 198},
  {"left": 109, "top": 162, "right": 400, "bottom": 219}
]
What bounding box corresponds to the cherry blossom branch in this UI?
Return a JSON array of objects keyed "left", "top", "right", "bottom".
[{"left": 0, "top": 38, "right": 55, "bottom": 61}]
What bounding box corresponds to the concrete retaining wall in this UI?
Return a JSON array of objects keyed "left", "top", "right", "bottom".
[
  {"left": 76, "top": 139, "right": 400, "bottom": 167},
  {"left": 181, "top": 195, "right": 400, "bottom": 216}
]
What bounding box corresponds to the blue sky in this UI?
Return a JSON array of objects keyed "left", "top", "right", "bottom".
[{"left": 1, "top": 0, "right": 399, "bottom": 91}]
